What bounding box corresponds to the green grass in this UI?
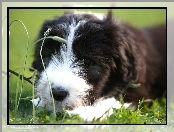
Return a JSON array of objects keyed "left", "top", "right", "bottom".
[
  {"left": 9, "top": 97, "right": 166, "bottom": 124},
  {"left": 9, "top": 8, "right": 166, "bottom": 124}
]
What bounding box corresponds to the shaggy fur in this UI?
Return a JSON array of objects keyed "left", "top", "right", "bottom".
[{"left": 31, "top": 11, "right": 166, "bottom": 121}]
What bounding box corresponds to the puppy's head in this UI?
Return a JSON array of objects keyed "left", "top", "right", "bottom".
[{"left": 32, "top": 11, "right": 137, "bottom": 111}]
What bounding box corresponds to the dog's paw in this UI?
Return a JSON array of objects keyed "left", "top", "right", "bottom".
[
  {"left": 67, "top": 97, "right": 130, "bottom": 122},
  {"left": 67, "top": 106, "right": 103, "bottom": 122}
]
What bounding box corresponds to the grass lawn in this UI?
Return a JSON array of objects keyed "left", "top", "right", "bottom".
[
  {"left": 9, "top": 97, "right": 166, "bottom": 124},
  {"left": 9, "top": 8, "right": 166, "bottom": 125}
]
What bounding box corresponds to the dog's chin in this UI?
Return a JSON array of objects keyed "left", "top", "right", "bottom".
[
  {"left": 56, "top": 98, "right": 89, "bottom": 111},
  {"left": 31, "top": 95, "right": 91, "bottom": 111}
]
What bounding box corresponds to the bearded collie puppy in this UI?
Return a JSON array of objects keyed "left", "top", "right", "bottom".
[{"left": 31, "top": 10, "right": 166, "bottom": 121}]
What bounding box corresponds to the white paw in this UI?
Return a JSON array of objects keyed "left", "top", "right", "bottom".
[
  {"left": 67, "top": 106, "right": 102, "bottom": 122},
  {"left": 67, "top": 97, "right": 131, "bottom": 122}
]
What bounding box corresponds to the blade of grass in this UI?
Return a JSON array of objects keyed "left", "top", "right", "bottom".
[
  {"left": 39, "top": 28, "right": 56, "bottom": 115},
  {"left": 9, "top": 19, "right": 29, "bottom": 117}
]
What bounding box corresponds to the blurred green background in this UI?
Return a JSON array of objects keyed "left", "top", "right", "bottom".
[{"left": 9, "top": 8, "right": 166, "bottom": 116}]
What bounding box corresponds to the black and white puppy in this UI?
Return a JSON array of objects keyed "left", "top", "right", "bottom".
[{"left": 31, "top": 10, "right": 166, "bottom": 121}]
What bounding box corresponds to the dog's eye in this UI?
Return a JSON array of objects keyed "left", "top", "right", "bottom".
[{"left": 83, "top": 58, "right": 91, "bottom": 66}]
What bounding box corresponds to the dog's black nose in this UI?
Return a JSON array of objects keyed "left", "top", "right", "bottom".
[{"left": 51, "top": 88, "right": 68, "bottom": 101}]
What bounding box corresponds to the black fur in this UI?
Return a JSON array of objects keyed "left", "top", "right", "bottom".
[{"left": 32, "top": 11, "right": 166, "bottom": 106}]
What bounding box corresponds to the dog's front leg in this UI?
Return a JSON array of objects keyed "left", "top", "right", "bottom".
[{"left": 67, "top": 97, "right": 131, "bottom": 122}]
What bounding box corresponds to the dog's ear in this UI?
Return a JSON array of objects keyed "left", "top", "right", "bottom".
[
  {"left": 104, "top": 10, "right": 135, "bottom": 83},
  {"left": 103, "top": 11, "right": 133, "bottom": 83},
  {"left": 104, "top": 13, "right": 139, "bottom": 83},
  {"left": 114, "top": 35, "right": 139, "bottom": 83}
]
